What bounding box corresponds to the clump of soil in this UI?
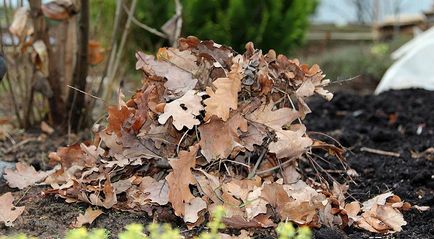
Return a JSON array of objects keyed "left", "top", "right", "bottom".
[{"left": 0, "top": 89, "right": 433, "bottom": 239}]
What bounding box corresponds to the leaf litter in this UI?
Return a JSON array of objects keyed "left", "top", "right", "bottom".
[{"left": 4, "top": 36, "right": 418, "bottom": 234}]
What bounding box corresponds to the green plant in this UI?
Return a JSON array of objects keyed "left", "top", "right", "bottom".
[
  {"left": 65, "top": 228, "right": 108, "bottom": 239},
  {"left": 276, "top": 222, "right": 312, "bottom": 239},
  {"left": 198, "top": 205, "right": 226, "bottom": 239},
  {"left": 0, "top": 207, "right": 311, "bottom": 239}
]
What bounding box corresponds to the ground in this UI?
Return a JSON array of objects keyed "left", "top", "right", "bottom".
[{"left": 0, "top": 89, "right": 433, "bottom": 239}]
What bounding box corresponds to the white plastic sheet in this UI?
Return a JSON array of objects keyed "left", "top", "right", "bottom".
[{"left": 375, "top": 27, "right": 434, "bottom": 94}]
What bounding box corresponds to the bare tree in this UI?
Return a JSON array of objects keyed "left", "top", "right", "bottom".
[
  {"left": 29, "top": 0, "right": 65, "bottom": 126},
  {"left": 66, "top": 0, "right": 89, "bottom": 131}
]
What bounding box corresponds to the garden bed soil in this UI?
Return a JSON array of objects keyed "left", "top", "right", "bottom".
[{"left": 0, "top": 89, "right": 433, "bottom": 239}]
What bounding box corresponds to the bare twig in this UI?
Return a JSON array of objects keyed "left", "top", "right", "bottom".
[
  {"left": 256, "top": 156, "right": 298, "bottom": 175},
  {"left": 248, "top": 146, "right": 268, "bottom": 179},
  {"left": 67, "top": 85, "right": 104, "bottom": 101},
  {"left": 92, "top": 0, "right": 122, "bottom": 108},
  {"left": 173, "top": 0, "right": 183, "bottom": 45},
  {"left": 360, "top": 147, "right": 400, "bottom": 158},
  {"left": 105, "top": 0, "right": 137, "bottom": 101},
  {"left": 121, "top": 3, "right": 167, "bottom": 39},
  {"left": 4, "top": 137, "right": 38, "bottom": 154},
  {"left": 15, "top": 186, "right": 32, "bottom": 205},
  {"left": 176, "top": 129, "right": 190, "bottom": 155}
]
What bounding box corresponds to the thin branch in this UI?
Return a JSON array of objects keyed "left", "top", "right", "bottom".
[
  {"left": 256, "top": 156, "right": 298, "bottom": 175},
  {"left": 121, "top": 2, "right": 167, "bottom": 39},
  {"left": 172, "top": 0, "right": 183, "bottom": 45},
  {"left": 360, "top": 147, "right": 400, "bottom": 158},
  {"left": 108, "top": 0, "right": 137, "bottom": 86},
  {"left": 67, "top": 85, "right": 104, "bottom": 101}
]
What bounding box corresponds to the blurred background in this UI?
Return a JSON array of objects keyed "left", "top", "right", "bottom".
[{"left": 0, "top": 0, "right": 433, "bottom": 131}]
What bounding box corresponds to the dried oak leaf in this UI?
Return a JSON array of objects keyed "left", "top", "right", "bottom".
[
  {"left": 158, "top": 90, "right": 204, "bottom": 130},
  {"left": 4, "top": 162, "right": 55, "bottom": 189},
  {"left": 138, "top": 176, "right": 169, "bottom": 205},
  {"left": 278, "top": 180, "right": 325, "bottom": 224},
  {"left": 204, "top": 63, "right": 243, "bottom": 121},
  {"left": 261, "top": 182, "right": 291, "bottom": 211},
  {"left": 73, "top": 207, "right": 103, "bottom": 227},
  {"left": 269, "top": 125, "right": 312, "bottom": 159},
  {"left": 157, "top": 48, "right": 199, "bottom": 74},
  {"left": 247, "top": 102, "right": 312, "bottom": 159},
  {"left": 106, "top": 105, "right": 133, "bottom": 137},
  {"left": 166, "top": 144, "right": 199, "bottom": 217},
  {"left": 0, "top": 192, "right": 25, "bottom": 227},
  {"left": 356, "top": 192, "right": 407, "bottom": 233},
  {"left": 223, "top": 214, "right": 275, "bottom": 229},
  {"left": 245, "top": 186, "right": 268, "bottom": 220},
  {"left": 89, "top": 178, "right": 117, "bottom": 209},
  {"left": 178, "top": 36, "right": 234, "bottom": 69},
  {"left": 136, "top": 51, "right": 197, "bottom": 99},
  {"left": 247, "top": 102, "right": 299, "bottom": 130},
  {"left": 184, "top": 197, "right": 207, "bottom": 223},
  {"left": 195, "top": 169, "right": 222, "bottom": 204},
  {"left": 199, "top": 114, "right": 247, "bottom": 161}
]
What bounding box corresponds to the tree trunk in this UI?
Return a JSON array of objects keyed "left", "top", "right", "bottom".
[
  {"left": 66, "top": 0, "right": 89, "bottom": 132},
  {"left": 28, "top": 0, "right": 65, "bottom": 127}
]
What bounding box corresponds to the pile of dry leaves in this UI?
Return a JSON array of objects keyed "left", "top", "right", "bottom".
[{"left": 2, "top": 37, "right": 412, "bottom": 234}]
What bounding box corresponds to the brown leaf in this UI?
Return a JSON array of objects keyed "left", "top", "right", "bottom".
[
  {"left": 166, "top": 145, "right": 199, "bottom": 217},
  {"left": 9, "top": 7, "right": 31, "bottom": 38},
  {"left": 73, "top": 207, "right": 103, "bottom": 227},
  {"left": 89, "top": 178, "right": 117, "bottom": 209},
  {"left": 223, "top": 214, "right": 275, "bottom": 229},
  {"left": 136, "top": 52, "right": 197, "bottom": 99},
  {"left": 184, "top": 197, "right": 207, "bottom": 223},
  {"left": 88, "top": 40, "right": 105, "bottom": 65},
  {"left": 269, "top": 125, "right": 313, "bottom": 159},
  {"left": 40, "top": 121, "right": 54, "bottom": 135},
  {"left": 157, "top": 48, "right": 199, "bottom": 74},
  {"left": 106, "top": 106, "right": 133, "bottom": 137},
  {"left": 241, "top": 123, "right": 267, "bottom": 152},
  {"left": 195, "top": 170, "right": 222, "bottom": 204},
  {"left": 376, "top": 204, "right": 406, "bottom": 232},
  {"left": 4, "top": 162, "right": 55, "bottom": 189},
  {"left": 355, "top": 192, "right": 407, "bottom": 233},
  {"left": 247, "top": 101, "right": 313, "bottom": 159},
  {"left": 204, "top": 63, "right": 243, "bottom": 121},
  {"left": 245, "top": 186, "right": 267, "bottom": 220},
  {"left": 0, "top": 192, "right": 25, "bottom": 227},
  {"left": 261, "top": 182, "right": 291, "bottom": 209},
  {"left": 278, "top": 180, "right": 325, "bottom": 224},
  {"left": 344, "top": 201, "right": 361, "bottom": 224},
  {"left": 247, "top": 102, "right": 299, "bottom": 130},
  {"left": 158, "top": 90, "right": 204, "bottom": 130},
  {"left": 222, "top": 178, "right": 261, "bottom": 202},
  {"left": 199, "top": 114, "right": 247, "bottom": 161},
  {"left": 248, "top": 101, "right": 311, "bottom": 160},
  {"left": 138, "top": 176, "right": 169, "bottom": 205}
]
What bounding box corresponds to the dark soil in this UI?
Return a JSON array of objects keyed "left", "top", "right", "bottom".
[
  {"left": 306, "top": 89, "right": 434, "bottom": 239},
  {"left": 0, "top": 89, "right": 433, "bottom": 238}
]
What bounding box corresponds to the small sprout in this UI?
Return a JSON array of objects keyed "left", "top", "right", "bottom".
[
  {"left": 295, "top": 226, "right": 312, "bottom": 239},
  {"left": 276, "top": 222, "right": 296, "bottom": 239},
  {"left": 119, "top": 224, "right": 145, "bottom": 239}
]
